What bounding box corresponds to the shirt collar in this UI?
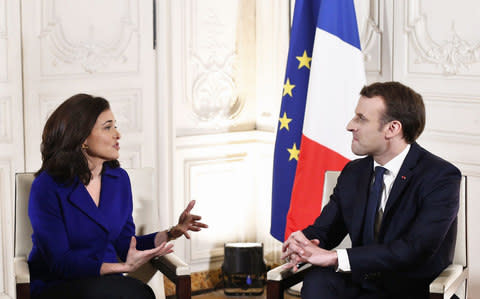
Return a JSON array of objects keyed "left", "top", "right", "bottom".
[{"left": 373, "top": 144, "right": 411, "bottom": 177}]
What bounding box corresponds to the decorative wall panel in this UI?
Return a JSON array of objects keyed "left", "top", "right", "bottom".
[
  {"left": 0, "top": 97, "right": 12, "bottom": 142},
  {"left": 174, "top": 0, "right": 256, "bottom": 136},
  {"left": 22, "top": 0, "right": 156, "bottom": 172},
  {"left": 0, "top": 165, "right": 14, "bottom": 298},
  {"left": 424, "top": 95, "right": 480, "bottom": 138},
  {"left": 0, "top": 0, "right": 7, "bottom": 82},
  {"left": 254, "top": 0, "right": 290, "bottom": 131},
  {"left": 356, "top": 0, "right": 385, "bottom": 78},
  {"left": 405, "top": 0, "right": 480, "bottom": 76},
  {"left": 0, "top": 1, "right": 23, "bottom": 295},
  {"left": 39, "top": 0, "right": 140, "bottom": 76},
  {"left": 186, "top": 0, "right": 241, "bottom": 122}
]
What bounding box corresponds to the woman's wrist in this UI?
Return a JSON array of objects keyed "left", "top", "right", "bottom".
[
  {"left": 166, "top": 225, "right": 180, "bottom": 241},
  {"left": 100, "top": 262, "right": 131, "bottom": 275}
]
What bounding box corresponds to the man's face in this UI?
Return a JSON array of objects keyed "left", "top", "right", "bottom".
[{"left": 346, "top": 96, "right": 389, "bottom": 157}]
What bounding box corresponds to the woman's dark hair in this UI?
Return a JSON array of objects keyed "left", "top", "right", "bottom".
[
  {"left": 35, "top": 93, "right": 120, "bottom": 184},
  {"left": 360, "top": 81, "right": 425, "bottom": 144}
]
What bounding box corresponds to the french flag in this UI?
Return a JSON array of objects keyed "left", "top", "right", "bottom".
[{"left": 271, "top": 0, "right": 365, "bottom": 241}]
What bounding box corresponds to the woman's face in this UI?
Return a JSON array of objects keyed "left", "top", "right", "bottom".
[{"left": 83, "top": 109, "right": 121, "bottom": 163}]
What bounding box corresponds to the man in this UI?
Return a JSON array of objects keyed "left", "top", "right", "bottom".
[{"left": 282, "top": 82, "right": 461, "bottom": 299}]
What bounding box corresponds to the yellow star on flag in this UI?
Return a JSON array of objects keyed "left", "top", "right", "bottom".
[
  {"left": 279, "top": 112, "right": 292, "bottom": 131},
  {"left": 287, "top": 143, "right": 300, "bottom": 161},
  {"left": 296, "top": 50, "right": 312, "bottom": 69},
  {"left": 283, "top": 78, "right": 295, "bottom": 97}
]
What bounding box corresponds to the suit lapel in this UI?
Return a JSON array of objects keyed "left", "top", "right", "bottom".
[
  {"left": 382, "top": 143, "right": 422, "bottom": 223},
  {"left": 351, "top": 157, "right": 374, "bottom": 244},
  {"left": 63, "top": 180, "right": 111, "bottom": 232}
]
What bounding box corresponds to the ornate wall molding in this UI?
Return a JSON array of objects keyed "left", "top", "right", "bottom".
[
  {"left": 405, "top": 0, "right": 480, "bottom": 75},
  {"left": 356, "top": 0, "right": 383, "bottom": 73},
  {"left": 190, "top": 53, "right": 240, "bottom": 121},
  {"left": 39, "top": 0, "right": 139, "bottom": 74},
  {"left": 423, "top": 94, "right": 480, "bottom": 139},
  {"left": 0, "top": 0, "right": 8, "bottom": 82},
  {"left": 185, "top": 0, "right": 248, "bottom": 124},
  {"left": 0, "top": 164, "right": 15, "bottom": 298},
  {"left": 0, "top": 97, "right": 12, "bottom": 142}
]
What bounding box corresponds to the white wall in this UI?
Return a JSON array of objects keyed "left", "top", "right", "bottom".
[{"left": 1, "top": 0, "right": 479, "bottom": 298}]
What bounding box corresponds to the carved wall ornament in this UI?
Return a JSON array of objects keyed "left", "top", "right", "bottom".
[
  {"left": 39, "top": 0, "right": 138, "bottom": 74},
  {"left": 184, "top": 1, "right": 250, "bottom": 126},
  {"left": 189, "top": 52, "right": 244, "bottom": 123},
  {"left": 354, "top": 0, "right": 383, "bottom": 76},
  {"left": 406, "top": 0, "right": 480, "bottom": 75},
  {"left": 360, "top": 16, "right": 382, "bottom": 63}
]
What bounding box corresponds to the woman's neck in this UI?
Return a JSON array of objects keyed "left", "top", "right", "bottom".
[{"left": 87, "top": 158, "right": 104, "bottom": 181}]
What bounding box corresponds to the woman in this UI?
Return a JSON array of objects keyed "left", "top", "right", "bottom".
[{"left": 28, "top": 94, "right": 207, "bottom": 299}]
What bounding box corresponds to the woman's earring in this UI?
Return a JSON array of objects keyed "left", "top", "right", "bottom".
[{"left": 81, "top": 144, "right": 88, "bottom": 150}]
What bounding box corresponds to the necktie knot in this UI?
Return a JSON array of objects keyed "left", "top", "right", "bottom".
[{"left": 374, "top": 166, "right": 387, "bottom": 183}]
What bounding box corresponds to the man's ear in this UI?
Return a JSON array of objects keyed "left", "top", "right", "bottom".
[{"left": 385, "top": 120, "right": 402, "bottom": 139}]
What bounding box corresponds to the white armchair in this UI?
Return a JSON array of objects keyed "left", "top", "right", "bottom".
[
  {"left": 266, "top": 171, "right": 468, "bottom": 299},
  {"left": 14, "top": 168, "right": 191, "bottom": 299}
]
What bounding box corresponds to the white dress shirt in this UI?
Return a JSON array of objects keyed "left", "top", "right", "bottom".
[{"left": 336, "top": 144, "right": 411, "bottom": 272}]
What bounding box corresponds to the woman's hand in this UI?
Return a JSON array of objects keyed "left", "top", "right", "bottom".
[
  {"left": 170, "top": 200, "right": 208, "bottom": 240},
  {"left": 124, "top": 236, "right": 174, "bottom": 273}
]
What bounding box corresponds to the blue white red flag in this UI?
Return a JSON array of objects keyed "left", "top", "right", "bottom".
[{"left": 271, "top": 0, "right": 366, "bottom": 241}]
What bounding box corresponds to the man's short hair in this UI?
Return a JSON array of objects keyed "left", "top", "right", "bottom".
[{"left": 360, "top": 81, "right": 425, "bottom": 144}]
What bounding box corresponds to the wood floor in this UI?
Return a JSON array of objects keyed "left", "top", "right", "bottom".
[{"left": 192, "top": 288, "right": 299, "bottom": 299}]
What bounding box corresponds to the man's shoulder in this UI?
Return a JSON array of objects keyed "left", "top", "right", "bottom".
[
  {"left": 343, "top": 155, "right": 372, "bottom": 172},
  {"left": 412, "top": 143, "right": 461, "bottom": 177}
]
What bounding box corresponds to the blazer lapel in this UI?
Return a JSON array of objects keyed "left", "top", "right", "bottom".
[
  {"left": 64, "top": 181, "right": 111, "bottom": 232},
  {"left": 382, "top": 143, "right": 422, "bottom": 222},
  {"left": 351, "top": 157, "right": 374, "bottom": 244}
]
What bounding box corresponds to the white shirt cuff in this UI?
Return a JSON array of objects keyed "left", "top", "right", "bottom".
[{"left": 335, "top": 249, "right": 351, "bottom": 272}]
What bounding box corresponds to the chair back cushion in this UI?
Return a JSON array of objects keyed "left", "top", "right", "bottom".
[
  {"left": 321, "top": 171, "right": 340, "bottom": 211},
  {"left": 15, "top": 173, "right": 35, "bottom": 258},
  {"left": 322, "top": 171, "right": 351, "bottom": 249},
  {"left": 453, "top": 176, "right": 467, "bottom": 267},
  {"left": 125, "top": 168, "right": 159, "bottom": 235}
]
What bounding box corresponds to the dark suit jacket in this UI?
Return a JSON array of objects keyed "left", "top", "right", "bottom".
[
  {"left": 303, "top": 143, "right": 461, "bottom": 295},
  {"left": 28, "top": 166, "right": 157, "bottom": 297}
]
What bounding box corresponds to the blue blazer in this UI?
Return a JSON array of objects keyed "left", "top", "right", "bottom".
[
  {"left": 303, "top": 143, "right": 461, "bottom": 294},
  {"left": 28, "top": 166, "right": 156, "bottom": 296}
]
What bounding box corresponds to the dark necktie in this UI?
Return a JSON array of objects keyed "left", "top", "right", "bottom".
[{"left": 363, "top": 166, "right": 386, "bottom": 244}]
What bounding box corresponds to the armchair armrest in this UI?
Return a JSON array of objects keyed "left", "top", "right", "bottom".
[
  {"left": 266, "top": 263, "right": 312, "bottom": 299},
  {"left": 429, "top": 264, "right": 468, "bottom": 299},
  {"left": 267, "top": 263, "right": 311, "bottom": 281},
  {"left": 15, "top": 256, "right": 31, "bottom": 299},
  {"left": 151, "top": 253, "right": 191, "bottom": 299},
  {"left": 151, "top": 253, "right": 190, "bottom": 278},
  {"left": 14, "top": 256, "right": 30, "bottom": 284}
]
